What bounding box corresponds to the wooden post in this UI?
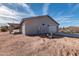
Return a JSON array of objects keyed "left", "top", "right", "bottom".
[{"left": 9, "top": 26, "right": 13, "bottom": 34}]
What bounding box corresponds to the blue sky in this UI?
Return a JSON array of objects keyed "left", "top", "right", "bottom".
[{"left": 0, "top": 3, "right": 79, "bottom": 27}]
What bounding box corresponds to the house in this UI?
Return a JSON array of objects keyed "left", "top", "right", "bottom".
[{"left": 8, "top": 15, "right": 59, "bottom": 35}]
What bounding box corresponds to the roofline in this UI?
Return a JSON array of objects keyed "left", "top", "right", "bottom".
[
  {"left": 47, "top": 15, "right": 59, "bottom": 25},
  {"left": 20, "top": 15, "right": 48, "bottom": 25},
  {"left": 20, "top": 15, "right": 59, "bottom": 25}
]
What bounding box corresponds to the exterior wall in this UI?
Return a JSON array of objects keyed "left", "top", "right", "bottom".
[
  {"left": 22, "top": 23, "right": 26, "bottom": 35},
  {"left": 22, "top": 16, "right": 58, "bottom": 35},
  {"left": 48, "top": 26, "right": 57, "bottom": 33}
]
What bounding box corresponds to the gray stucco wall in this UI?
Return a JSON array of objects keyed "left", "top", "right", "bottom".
[{"left": 22, "top": 16, "right": 58, "bottom": 35}]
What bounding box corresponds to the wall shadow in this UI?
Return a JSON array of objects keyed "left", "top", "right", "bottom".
[{"left": 26, "top": 34, "right": 64, "bottom": 39}]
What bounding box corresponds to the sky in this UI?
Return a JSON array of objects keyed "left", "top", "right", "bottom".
[{"left": 0, "top": 3, "right": 79, "bottom": 27}]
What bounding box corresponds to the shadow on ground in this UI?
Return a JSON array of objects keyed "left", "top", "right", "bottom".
[
  {"left": 12, "top": 32, "right": 79, "bottom": 39},
  {"left": 55, "top": 32, "right": 79, "bottom": 38}
]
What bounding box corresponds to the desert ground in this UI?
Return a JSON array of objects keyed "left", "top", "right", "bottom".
[{"left": 0, "top": 32, "right": 79, "bottom": 56}]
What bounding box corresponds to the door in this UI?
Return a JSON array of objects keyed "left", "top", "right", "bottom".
[{"left": 40, "top": 24, "right": 48, "bottom": 34}]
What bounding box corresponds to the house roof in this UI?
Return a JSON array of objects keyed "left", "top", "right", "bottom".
[
  {"left": 20, "top": 15, "right": 59, "bottom": 25},
  {"left": 8, "top": 15, "right": 59, "bottom": 29}
]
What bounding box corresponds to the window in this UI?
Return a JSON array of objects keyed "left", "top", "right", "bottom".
[{"left": 42, "top": 24, "right": 45, "bottom": 26}]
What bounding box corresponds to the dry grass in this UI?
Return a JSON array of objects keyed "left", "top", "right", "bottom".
[
  {"left": 0, "top": 32, "right": 79, "bottom": 56},
  {"left": 59, "top": 26, "right": 79, "bottom": 34}
]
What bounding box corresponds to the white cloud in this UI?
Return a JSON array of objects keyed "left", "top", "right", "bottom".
[
  {"left": 17, "top": 3, "right": 35, "bottom": 16},
  {"left": 0, "top": 5, "right": 15, "bottom": 15},
  {"left": 0, "top": 5, "right": 22, "bottom": 23},
  {"left": 0, "top": 5, "right": 18, "bottom": 22},
  {"left": 0, "top": 4, "right": 36, "bottom": 23},
  {"left": 0, "top": 5, "right": 22, "bottom": 18},
  {"left": 43, "top": 3, "right": 50, "bottom": 15}
]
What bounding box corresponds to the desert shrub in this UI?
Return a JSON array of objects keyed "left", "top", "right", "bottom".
[
  {"left": 59, "top": 27, "right": 79, "bottom": 34},
  {"left": 0, "top": 26, "right": 8, "bottom": 32},
  {"left": 60, "top": 28, "right": 72, "bottom": 34}
]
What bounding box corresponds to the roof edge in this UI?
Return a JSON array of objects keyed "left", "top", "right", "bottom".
[
  {"left": 20, "top": 15, "right": 59, "bottom": 25},
  {"left": 47, "top": 15, "right": 59, "bottom": 25}
]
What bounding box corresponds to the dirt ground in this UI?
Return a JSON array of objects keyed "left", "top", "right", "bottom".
[{"left": 0, "top": 32, "right": 79, "bottom": 56}]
